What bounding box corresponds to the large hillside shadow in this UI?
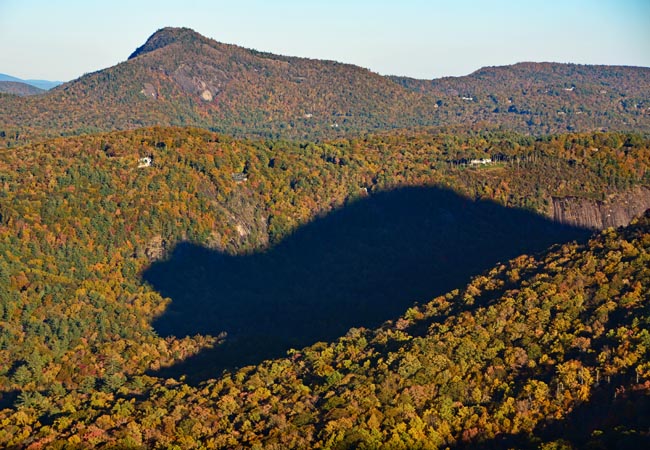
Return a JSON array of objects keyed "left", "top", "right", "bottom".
[{"left": 144, "top": 186, "right": 590, "bottom": 382}]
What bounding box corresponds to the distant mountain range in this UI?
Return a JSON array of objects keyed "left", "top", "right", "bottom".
[
  {"left": 1, "top": 27, "right": 649, "bottom": 145},
  {"left": 0, "top": 80, "right": 45, "bottom": 96},
  {"left": 0, "top": 73, "right": 62, "bottom": 91}
]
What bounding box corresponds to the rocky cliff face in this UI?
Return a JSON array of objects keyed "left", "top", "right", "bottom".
[{"left": 552, "top": 186, "right": 650, "bottom": 229}]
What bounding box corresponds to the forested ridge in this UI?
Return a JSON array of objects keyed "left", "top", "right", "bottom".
[
  {"left": 1, "top": 27, "right": 649, "bottom": 148},
  {"left": 0, "top": 126, "right": 649, "bottom": 447},
  {"left": 12, "top": 209, "right": 648, "bottom": 449}
]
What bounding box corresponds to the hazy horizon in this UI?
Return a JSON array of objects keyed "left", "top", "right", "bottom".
[{"left": 1, "top": 0, "right": 649, "bottom": 82}]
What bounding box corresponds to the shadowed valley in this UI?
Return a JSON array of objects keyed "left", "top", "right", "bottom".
[{"left": 144, "top": 186, "right": 590, "bottom": 382}]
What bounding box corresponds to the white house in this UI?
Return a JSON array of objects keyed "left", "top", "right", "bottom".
[
  {"left": 469, "top": 158, "right": 492, "bottom": 166},
  {"left": 138, "top": 157, "right": 152, "bottom": 168}
]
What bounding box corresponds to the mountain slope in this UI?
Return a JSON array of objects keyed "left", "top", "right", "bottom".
[
  {"left": 392, "top": 61, "right": 650, "bottom": 134},
  {"left": 0, "top": 27, "right": 437, "bottom": 144},
  {"left": 1, "top": 28, "right": 649, "bottom": 146},
  {"left": 0, "top": 73, "right": 23, "bottom": 82},
  {"left": 0, "top": 81, "right": 45, "bottom": 96}
]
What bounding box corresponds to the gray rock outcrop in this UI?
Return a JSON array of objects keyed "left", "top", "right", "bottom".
[{"left": 552, "top": 186, "right": 650, "bottom": 229}]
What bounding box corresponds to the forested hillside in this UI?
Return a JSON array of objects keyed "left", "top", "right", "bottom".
[
  {"left": 392, "top": 62, "right": 650, "bottom": 135},
  {"left": 1, "top": 28, "right": 649, "bottom": 148},
  {"left": 0, "top": 127, "right": 648, "bottom": 447},
  {"left": 0, "top": 81, "right": 45, "bottom": 97}
]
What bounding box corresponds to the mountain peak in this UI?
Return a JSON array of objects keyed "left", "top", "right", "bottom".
[{"left": 128, "top": 27, "right": 204, "bottom": 60}]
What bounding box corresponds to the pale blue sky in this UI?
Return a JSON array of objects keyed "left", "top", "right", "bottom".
[{"left": 1, "top": 0, "right": 648, "bottom": 82}]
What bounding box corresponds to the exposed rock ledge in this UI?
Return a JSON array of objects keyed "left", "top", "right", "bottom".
[{"left": 552, "top": 186, "right": 650, "bottom": 230}]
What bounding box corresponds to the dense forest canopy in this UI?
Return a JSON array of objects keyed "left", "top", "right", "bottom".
[{"left": 0, "top": 126, "right": 648, "bottom": 447}]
